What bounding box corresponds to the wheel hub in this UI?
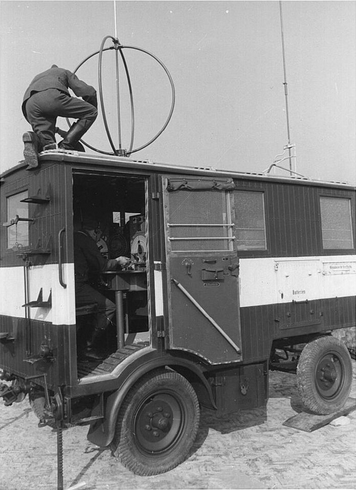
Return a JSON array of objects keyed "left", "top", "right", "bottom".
[
  {"left": 316, "top": 354, "right": 342, "bottom": 397},
  {"left": 145, "top": 406, "right": 172, "bottom": 435},
  {"left": 136, "top": 394, "right": 183, "bottom": 453}
]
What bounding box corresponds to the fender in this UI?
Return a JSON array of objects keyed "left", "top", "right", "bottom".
[{"left": 87, "top": 349, "right": 216, "bottom": 447}]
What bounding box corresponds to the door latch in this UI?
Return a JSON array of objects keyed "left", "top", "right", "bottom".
[{"left": 182, "top": 258, "right": 194, "bottom": 276}]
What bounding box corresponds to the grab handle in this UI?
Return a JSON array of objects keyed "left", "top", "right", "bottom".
[{"left": 58, "top": 227, "right": 67, "bottom": 288}]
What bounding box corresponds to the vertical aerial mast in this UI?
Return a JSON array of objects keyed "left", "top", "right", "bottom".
[{"left": 279, "top": 1, "right": 294, "bottom": 175}]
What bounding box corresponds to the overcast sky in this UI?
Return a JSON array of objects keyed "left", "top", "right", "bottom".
[{"left": 1, "top": 1, "right": 355, "bottom": 185}]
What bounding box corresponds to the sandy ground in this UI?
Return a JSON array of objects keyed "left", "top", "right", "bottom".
[{"left": 1, "top": 363, "right": 356, "bottom": 490}]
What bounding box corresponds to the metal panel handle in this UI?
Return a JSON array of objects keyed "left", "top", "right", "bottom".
[{"left": 58, "top": 227, "right": 67, "bottom": 288}]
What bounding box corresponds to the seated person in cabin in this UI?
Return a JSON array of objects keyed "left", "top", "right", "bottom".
[
  {"left": 21, "top": 64, "right": 98, "bottom": 167},
  {"left": 75, "top": 219, "right": 130, "bottom": 360}
]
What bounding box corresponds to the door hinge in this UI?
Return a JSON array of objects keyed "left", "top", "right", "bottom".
[
  {"left": 151, "top": 192, "right": 160, "bottom": 200},
  {"left": 228, "top": 261, "right": 240, "bottom": 277},
  {"left": 154, "top": 261, "right": 166, "bottom": 271},
  {"left": 157, "top": 331, "right": 165, "bottom": 338}
]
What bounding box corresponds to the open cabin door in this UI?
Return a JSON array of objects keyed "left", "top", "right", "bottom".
[{"left": 162, "top": 177, "right": 242, "bottom": 364}]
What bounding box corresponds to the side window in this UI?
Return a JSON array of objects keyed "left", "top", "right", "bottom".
[
  {"left": 320, "top": 197, "right": 354, "bottom": 249},
  {"left": 6, "top": 191, "right": 29, "bottom": 249},
  {"left": 234, "top": 191, "right": 267, "bottom": 251},
  {"left": 167, "top": 190, "right": 234, "bottom": 252}
]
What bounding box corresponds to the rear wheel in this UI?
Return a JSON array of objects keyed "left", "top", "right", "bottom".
[
  {"left": 111, "top": 369, "right": 200, "bottom": 475},
  {"left": 297, "top": 336, "right": 352, "bottom": 414}
]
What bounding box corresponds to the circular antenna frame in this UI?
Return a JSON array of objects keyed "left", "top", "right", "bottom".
[{"left": 70, "top": 36, "right": 175, "bottom": 156}]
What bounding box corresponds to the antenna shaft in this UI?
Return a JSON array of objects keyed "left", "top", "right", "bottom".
[
  {"left": 113, "top": 0, "right": 118, "bottom": 39},
  {"left": 279, "top": 1, "right": 293, "bottom": 174},
  {"left": 112, "top": 1, "right": 122, "bottom": 149}
]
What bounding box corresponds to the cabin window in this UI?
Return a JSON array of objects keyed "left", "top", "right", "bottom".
[
  {"left": 6, "top": 191, "right": 29, "bottom": 249},
  {"left": 168, "top": 190, "right": 234, "bottom": 252},
  {"left": 320, "top": 197, "right": 354, "bottom": 249},
  {"left": 234, "top": 191, "right": 266, "bottom": 250}
]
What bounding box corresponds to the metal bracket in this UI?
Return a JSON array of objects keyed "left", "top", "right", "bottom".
[
  {"left": 22, "top": 288, "right": 52, "bottom": 308},
  {"left": 3, "top": 215, "right": 35, "bottom": 227}
]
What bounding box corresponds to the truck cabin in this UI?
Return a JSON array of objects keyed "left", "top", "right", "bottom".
[{"left": 72, "top": 171, "right": 149, "bottom": 359}]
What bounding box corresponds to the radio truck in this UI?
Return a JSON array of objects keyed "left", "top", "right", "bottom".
[{"left": 0, "top": 151, "right": 355, "bottom": 475}]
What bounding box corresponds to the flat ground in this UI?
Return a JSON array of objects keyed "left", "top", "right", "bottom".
[{"left": 1, "top": 362, "right": 356, "bottom": 490}]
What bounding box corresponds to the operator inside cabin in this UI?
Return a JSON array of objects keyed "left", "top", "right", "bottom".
[
  {"left": 21, "top": 64, "right": 98, "bottom": 168},
  {"left": 74, "top": 218, "right": 131, "bottom": 361}
]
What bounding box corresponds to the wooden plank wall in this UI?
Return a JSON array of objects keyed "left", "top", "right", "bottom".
[
  {"left": 0, "top": 314, "right": 76, "bottom": 387},
  {"left": 234, "top": 179, "right": 355, "bottom": 258},
  {"left": 0, "top": 162, "right": 72, "bottom": 267},
  {"left": 235, "top": 179, "right": 355, "bottom": 363}
]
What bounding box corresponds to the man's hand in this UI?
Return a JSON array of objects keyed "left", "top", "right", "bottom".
[
  {"left": 115, "top": 256, "right": 131, "bottom": 267},
  {"left": 106, "top": 256, "right": 131, "bottom": 271}
]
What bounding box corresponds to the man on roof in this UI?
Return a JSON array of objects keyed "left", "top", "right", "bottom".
[{"left": 21, "top": 64, "right": 98, "bottom": 167}]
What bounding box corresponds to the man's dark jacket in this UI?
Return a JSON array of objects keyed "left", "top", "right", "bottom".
[
  {"left": 74, "top": 231, "right": 109, "bottom": 286},
  {"left": 22, "top": 65, "right": 96, "bottom": 119}
]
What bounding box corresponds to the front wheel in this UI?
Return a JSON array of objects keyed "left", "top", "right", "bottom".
[
  {"left": 297, "top": 336, "right": 353, "bottom": 415},
  {"left": 111, "top": 369, "right": 200, "bottom": 475}
]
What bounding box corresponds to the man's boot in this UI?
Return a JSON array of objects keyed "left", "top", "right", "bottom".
[
  {"left": 56, "top": 127, "right": 85, "bottom": 152},
  {"left": 58, "top": 120, "right": 91, "bottom": 151},
  {"left": 85, "top": 328, "right": 106, "bottom": 360},
  {"left": 22, "top": 131, "right": 40, "bottom": 168}
]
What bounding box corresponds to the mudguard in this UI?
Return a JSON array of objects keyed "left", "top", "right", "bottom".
[{"left": 87, "top": 349, "right": 215, "bottom": 447}]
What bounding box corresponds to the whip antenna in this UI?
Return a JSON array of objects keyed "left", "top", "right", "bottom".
[
  {"left": 113, "top": 0, "right": 118, "bottom": 39},
  {"left": 279, "top": 1, "right": 294, "bottom": 174}
]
